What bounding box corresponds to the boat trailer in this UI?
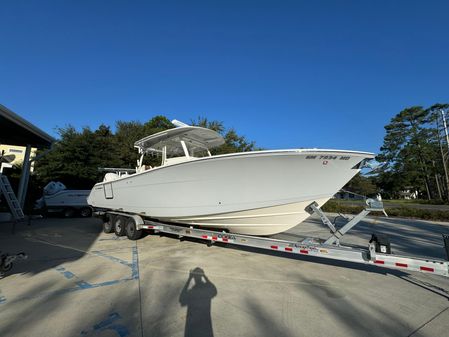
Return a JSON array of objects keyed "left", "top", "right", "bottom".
[{"left": 97, "top": 200, "right": 449, "bottom": 278}]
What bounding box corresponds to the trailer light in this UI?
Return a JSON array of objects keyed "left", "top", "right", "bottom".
[{"left": 420, "top": 266, "right": 434, "bottom": 272}]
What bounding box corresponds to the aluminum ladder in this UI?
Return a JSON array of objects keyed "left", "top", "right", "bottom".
[{"left": 0, "top": 173, "right": 25, "bottom": 222}]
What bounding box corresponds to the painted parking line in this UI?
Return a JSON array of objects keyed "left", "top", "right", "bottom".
[
  {"left": 55, "top": 266, "right": 94, "bottom": 288},
  {"left": 55, "top": 266, "right": 76, "bottom": 279},
  {"left": 91, "top": 250, "right": 133, "bottom": 268},
  {"left": 80, "top": 312, "right": 129, "bottom": 337},
  {"left": 0, "top": 246, "right": 139, "bottom": 304},
  {"left": 99, "top": 236, "right": 129, "bottom": 241}
]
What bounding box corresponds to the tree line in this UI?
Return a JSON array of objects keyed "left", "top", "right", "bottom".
[
  {"left": 22, "top": 104, "right": 449, "bottom": 202},
  {"left": 32, "top": 116, "right": 258, "bottom": 189},
  {"left": 348, "top": 103, "right": 449, "bottom": 201},
  {"left": 375, "top": 103, "right": 449, "bottom": 200}
]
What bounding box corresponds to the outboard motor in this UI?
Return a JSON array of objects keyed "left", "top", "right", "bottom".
[
  {"left": 35, "top": 181, "right": 67, "bottom": 210},
  {"left": 43, "top": 181, "right": 66, "bottom": 196}
]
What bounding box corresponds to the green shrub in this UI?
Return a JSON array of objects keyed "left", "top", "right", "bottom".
[
  {"left": 322, "top": 200, "right": 364, "bottom": 214},
  {"left": 322, "top": 200, "right": 449, "bottom": 222}
]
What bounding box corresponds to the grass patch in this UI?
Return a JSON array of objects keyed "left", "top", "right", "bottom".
[
  {"left": 322, "top": 200, "right": 449, "bottom": 222},
  {"left": 383, "top": 199, "right": 448, "bottom": 205},
  {"left": 322, "top": 200, "right": 364, "bottom": 214},
  {"left": 334, "top": 198, "right": 448, "bottom": 206}
]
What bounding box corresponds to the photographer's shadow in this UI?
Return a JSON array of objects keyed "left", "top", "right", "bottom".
[{"left": 179, "top": 267, "right": 217, "bottom": 337}]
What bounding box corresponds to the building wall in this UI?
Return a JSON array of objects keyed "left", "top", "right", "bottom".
[{"left": 0, "top": 144, "right": 37, "bottom": 171}]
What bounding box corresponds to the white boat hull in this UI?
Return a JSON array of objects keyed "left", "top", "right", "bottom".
[
  {"left": 167, "top": 198, "right": 330, "bottom": 235},
  {"left": 44, "top": 190, "right": 90, "bottom": 208},
  {"left": 88, "top": 149, "right": 372, "bottom": 235}
]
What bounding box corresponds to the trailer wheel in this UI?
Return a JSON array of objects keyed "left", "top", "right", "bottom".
[
  {"left": 126, "top": 217, "right": 143, "bottom": 240},
  {"left": 114, "top": 216, "right": 127, "bottom": 236},
  {"left": 79, "top": 207, "right": 92, "bottom": 218},
  {"left": 103, "top": 214, "right": 114, "bottom": 233},
  {"left": 62, "top": 207, "right": 75, "bottom": 218}
]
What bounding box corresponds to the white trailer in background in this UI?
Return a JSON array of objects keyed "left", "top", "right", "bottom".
[
  {"left": 94, "top": 199, "right": 449, "bottom": 279},
  {"left": 35, "top": 182, "right": 92, "bottom": 217}
]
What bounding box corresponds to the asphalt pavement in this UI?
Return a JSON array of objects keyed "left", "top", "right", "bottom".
[{"left": 0, "top": 214, "right": 449, "bottom": 337}]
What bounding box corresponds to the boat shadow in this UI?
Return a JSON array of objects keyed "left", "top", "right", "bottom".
[
  {"left": 223, "top": 241, "right": 408, "bottom": 276},
  {"left": 155, "top": 231, "right": 404, "bottom": 277}
]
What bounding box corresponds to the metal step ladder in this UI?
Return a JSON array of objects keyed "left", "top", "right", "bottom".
[{"left": 0, "top": 173, "right": 25, "bottom": 222}]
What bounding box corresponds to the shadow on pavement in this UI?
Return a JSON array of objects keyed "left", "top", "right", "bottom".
[
  {"left": 345, "top": 217, "right": 449, "bottom": 259},
  {"left": 289, "top": 271, "right": 414, "bottom": 336},
  {"left": 179, "top": 267, "right": 217, "bottom": 337},
  {"left": 288, "top": 215, "right": 449, "bottom": 259},
  {"left": 223, "top": 243, "right": 409, "bottom": 278},
  {"left": 0, "top": 216, "right": 102, "bottom": 278}
]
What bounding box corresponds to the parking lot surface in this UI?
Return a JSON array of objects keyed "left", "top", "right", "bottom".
[{"left": 1, "top": 214, "right": 449, "bottom": 337}]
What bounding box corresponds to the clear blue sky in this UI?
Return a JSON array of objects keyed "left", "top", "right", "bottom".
[{"left": 1, "top": 1, "right": 448, "bottom": 153}]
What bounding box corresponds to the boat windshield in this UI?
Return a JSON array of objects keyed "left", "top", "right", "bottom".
[
  {"left": 163, "top": 141, "right": 211, "bottom": 166},
  {"left": 186, "top": 145, "right": 210, "bottom": 158},
  {"left": 166, "top": 142, "right": 186, "bottom": 159}
]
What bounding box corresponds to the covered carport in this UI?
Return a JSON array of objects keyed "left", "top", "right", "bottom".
[{"left": 0, "top": 103, "right": 54, "bottom": 210}]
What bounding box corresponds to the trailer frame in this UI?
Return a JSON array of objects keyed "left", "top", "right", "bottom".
[{"left": 95, "top": 201, "right": 449, "bottom": 278}]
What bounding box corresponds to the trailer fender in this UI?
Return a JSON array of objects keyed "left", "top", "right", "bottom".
[{"left": 129, "top": 214, "right": 145, "bottom": 230}]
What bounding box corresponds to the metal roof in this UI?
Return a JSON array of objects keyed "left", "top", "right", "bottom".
[{"left": 0, "top": 104, "right": 54, "bottom": 147}]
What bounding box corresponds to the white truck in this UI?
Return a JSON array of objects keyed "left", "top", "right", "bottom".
[{"left": 35, "top": 182, "right": 92, "bottom": 217}]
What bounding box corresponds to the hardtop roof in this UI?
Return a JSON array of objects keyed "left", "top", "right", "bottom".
[{"left": 134, "top": 126, "right": 225, "bottom": 152}]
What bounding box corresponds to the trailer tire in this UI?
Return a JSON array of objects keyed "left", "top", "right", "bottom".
[
  {"left": 79, "top": 207, "right": 92, "bottom": 218},
  {"left": 103, "top": 215, "right": 114, "bottom": 233},
  {"left": 126, "top": 218, "right": 143, "bottom": 240},
  {"left": 114, "top": 216, "right": 127, "bottom": 236}
]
